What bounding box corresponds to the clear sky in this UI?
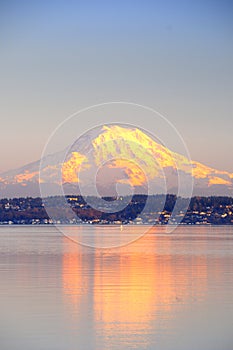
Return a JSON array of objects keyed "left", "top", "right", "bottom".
[{"left": 0, "top": 0, "right": 233, "bottom": 173}]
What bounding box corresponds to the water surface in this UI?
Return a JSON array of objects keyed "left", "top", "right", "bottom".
[{"left": 0, "top": 226, "right": 233, "bottom": 350}]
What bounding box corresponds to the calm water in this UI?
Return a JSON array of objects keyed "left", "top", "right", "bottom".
[{"left": 0, "top": 225, "right": 233, "bottom": 350}]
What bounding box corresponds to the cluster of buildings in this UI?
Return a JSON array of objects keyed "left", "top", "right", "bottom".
[{"left": 0, "top": 195, "right": 233, "bottom": 225}]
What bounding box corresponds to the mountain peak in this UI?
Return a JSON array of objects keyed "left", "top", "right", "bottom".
[{"left": 0, "top": 125, "right": 232, "bottom": 198}]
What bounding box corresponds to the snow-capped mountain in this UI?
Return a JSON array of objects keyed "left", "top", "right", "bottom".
[{"left": 0, "top": 125, "right": 232, "bottom": 198}]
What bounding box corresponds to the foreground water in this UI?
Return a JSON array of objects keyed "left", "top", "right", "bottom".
[{"left": 0, "top": 225, "right": 233, "bottom": 350}]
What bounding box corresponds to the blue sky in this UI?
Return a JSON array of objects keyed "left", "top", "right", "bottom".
[{"left": 0, "top": 0, "right": 233, "bottom": 172}]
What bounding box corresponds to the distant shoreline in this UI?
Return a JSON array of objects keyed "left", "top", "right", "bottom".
[
  {"left": 1, "top": 194, "right": 233, "bottom": 225},
  {"left": 0, "top": 223, "right": 232, "bottom": 226}
]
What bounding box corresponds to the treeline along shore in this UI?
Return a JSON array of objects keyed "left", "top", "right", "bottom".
[{"left": 1, "top": 195, "right": 233, "bottom": 225}]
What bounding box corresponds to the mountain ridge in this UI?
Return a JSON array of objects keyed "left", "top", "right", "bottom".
[{"left": 0, "top": 125, "right": 232, "bottom": 198}]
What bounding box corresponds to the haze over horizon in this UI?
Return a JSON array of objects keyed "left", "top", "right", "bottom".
[{"left": 0, "top": 0, "right": 233, "bottom": 173}]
